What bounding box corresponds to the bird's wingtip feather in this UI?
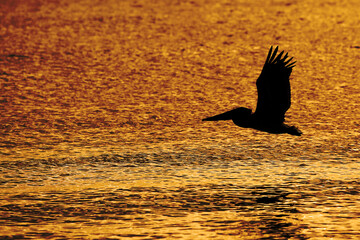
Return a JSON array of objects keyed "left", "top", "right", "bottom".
[
  {"left": 265, "top": 46, "right": 274, "bottom": 64},
  {"left": 268, "top": 46, "right": 279, "bottom": 63},
  {"left": 263, "top": 46, "right": 296, "bottom": 69},
  {"left": 286, "top": 61, "right": 296, "bottom": 68},
  {"left": 273, "top": 50, "right": 284, "bottom": 63}
]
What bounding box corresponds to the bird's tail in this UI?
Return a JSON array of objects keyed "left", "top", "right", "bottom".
[{"left": 283, "top": 124, "right": 302, "bottom": 136}]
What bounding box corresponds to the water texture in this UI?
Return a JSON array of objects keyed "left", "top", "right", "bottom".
[{"left": 1, "top": 0, "right": 360, "bottom": 239}]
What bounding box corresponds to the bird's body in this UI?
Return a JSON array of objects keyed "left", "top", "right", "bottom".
[{"left": 203, "top": 46, "right": 302, "bottom": 136}]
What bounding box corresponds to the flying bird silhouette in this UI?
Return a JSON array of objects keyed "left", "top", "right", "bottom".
[{"left": 203, "top": 46, "right": 302, "bottom": 136}]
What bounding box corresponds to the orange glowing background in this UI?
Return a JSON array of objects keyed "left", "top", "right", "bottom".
[
  {"left": 0, "top": 0, "right": 360, "bottom": 239},
  {"left": 1, "top": 0, "right": 360, "bottom": 155}
]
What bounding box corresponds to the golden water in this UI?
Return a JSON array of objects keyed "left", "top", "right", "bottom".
[
  {"left": 1, "top": 0, "right": 360, "bottom": 239},
  {"left": 1, "top": 138, "right": 360, "bottom": 239}
]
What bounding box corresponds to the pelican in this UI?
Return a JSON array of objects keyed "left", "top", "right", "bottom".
[{"left": 203, "top": 46, "right": 302, "bottom": 136}]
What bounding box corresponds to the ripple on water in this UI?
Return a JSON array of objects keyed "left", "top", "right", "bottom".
[{"left": 0, "top": 152, "right": 360, "bottom": 239}]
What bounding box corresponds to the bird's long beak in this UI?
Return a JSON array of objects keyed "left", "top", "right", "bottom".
[{"left": 202, "top": 111, "right": 234, "bottom": 121}]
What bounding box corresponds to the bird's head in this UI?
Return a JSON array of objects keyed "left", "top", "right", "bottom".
[{"left": 231, "top": 107, "right": 252, "bottom": 127}]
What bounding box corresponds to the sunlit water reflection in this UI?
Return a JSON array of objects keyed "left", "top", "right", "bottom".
[
  {"left": 1, "top": 145, "right": 359, "bottom": 239},
  {"left": 1, "top": 0, "right": 360, "bottom": 239}
]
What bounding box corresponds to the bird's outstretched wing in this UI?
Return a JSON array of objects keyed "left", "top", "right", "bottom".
[{"left": 254, "top": 46, "right": 296, "bottom": 125}]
